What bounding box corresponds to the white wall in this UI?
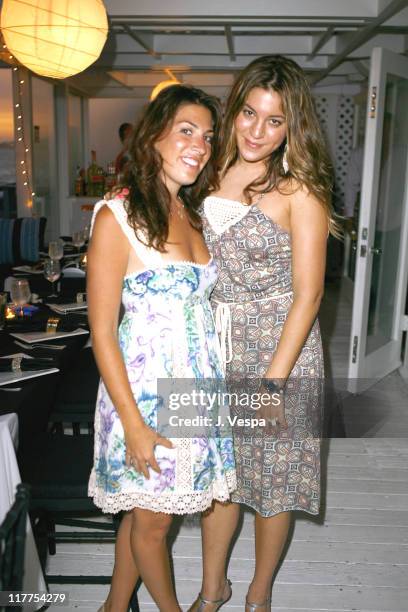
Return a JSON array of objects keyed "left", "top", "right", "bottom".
[
  {"left": 0, "top": 68, "right": 16, "bottom": 185},
  {"left": 31, "top": 76, "right": 58, "bottom": 238},
  {"left": 89, "top": 98, "right": 147, "bottom": 170}
]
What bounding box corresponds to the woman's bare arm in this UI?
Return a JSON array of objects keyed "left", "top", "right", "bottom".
[
  {"left": 87, "top": 205, "right": 172, "bottom": 477},
  {"left": 264, "top": 186, "right": 328, "bottom": 382}
]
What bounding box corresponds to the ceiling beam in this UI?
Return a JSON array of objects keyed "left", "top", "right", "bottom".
[
  {"left": 111, "top": 17, "right": 370, "bottom": 27},
  {"left": 352, "top": 60, "right": 369, "bottom": 78},
  {"left": 307, "top": 26, "right": 335, "bottom": 60},
  {"left": 312, "top": 0, "right": 408, "bottom": 83},
  {"left": 224, "top": 25, "right": 236, "bottom": 61},
  {"left": 122, "top": 25, "right": 162, "bottom": 58},
  {"left": 106, "top": 71, "right": 135, "bottom": 89},
  {"left": 95, "top": 54, "right": 327, "bottom": 71},
  {"left": 111, "top": 25, "right": 408, "bottom": 37}
]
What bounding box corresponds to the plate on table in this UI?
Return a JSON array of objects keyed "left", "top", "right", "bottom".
[
  {"left": 10, "top": 328, "right": 89, "bottom": 343},
  {"left": 46, "top": 302, "right": 88, "bottom": 314},
  {"left": 0, "top": 353, "right": 59, "bottom": 386},
  {"left": 12, "top": 265, "right": 44, "bottom": 275}
]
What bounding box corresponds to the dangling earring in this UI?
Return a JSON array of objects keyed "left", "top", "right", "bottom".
[{"left": 282, "top": 144, "right": 289, "bottom": 174}]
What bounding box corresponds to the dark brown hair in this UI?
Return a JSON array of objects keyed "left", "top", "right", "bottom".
[
  {"left": 120, "top": 84, "right": 222, "bottom": 251},
  {"left": 218, "top": 55, "right": 340, "bottom": 237}
]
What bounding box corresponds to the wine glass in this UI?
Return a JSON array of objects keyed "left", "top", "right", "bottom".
[
  {"left": 72, "top": 231, "right": 85, "bottom": 252},
  {"left": 82, "top": 225, "right": 90, "bottom": 244},
  {"left": 10, "top": 279, "right": 31, "bottom": 317},
  {"left": 44, "top": 259, "right": 61, "bottom": 298},
  {"left": 48, "top": 240, "right": 64, "bottom": 260},
  {"left": 72, "top": 231, "right": 85, "bottom": 265}
]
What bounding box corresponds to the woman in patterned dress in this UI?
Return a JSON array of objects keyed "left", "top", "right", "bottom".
[
  {"left": 191, "top": 56, "right": 338, "bottom": 611},
  {"left": 87, "top": 85, "right": 236, "bottom": 612}
]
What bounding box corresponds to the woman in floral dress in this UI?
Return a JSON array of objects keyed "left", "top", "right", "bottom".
[
  {"left": 87, "top": 85, "right": 235, "bottom": 612},
  {"left": 191, "top": 56, "right": 339, "bottom": 611}
]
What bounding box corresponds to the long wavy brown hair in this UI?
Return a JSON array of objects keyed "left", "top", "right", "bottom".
[
  {"left": 121, "top": 84, "right": 222, "bottom": 251},
  {"left": 218, "top": 55, "right": 340, "bottom": 237}
]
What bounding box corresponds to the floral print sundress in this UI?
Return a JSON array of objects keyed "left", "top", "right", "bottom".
[{"left": 88, "top": 197, "right": 236, "bottom": 514}]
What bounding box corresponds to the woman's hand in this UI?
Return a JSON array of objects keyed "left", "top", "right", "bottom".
[
  {"left": 258, "top": 386, "right": 288, "bottom": 432},
  {"left": 125, "top": 424, "right": 173, "bottom": 479}
]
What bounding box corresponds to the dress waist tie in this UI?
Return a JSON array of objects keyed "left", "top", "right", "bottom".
[
  {"left": 214, "top": 302, "right": 233, "bottom": 370},
  {"left": 213, "top": 291, "right": 293, "bottom": 371}
]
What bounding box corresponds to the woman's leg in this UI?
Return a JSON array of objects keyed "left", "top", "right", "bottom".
[
  {"left": 246, "top": 511, "right": 291, "bottom": 610},
  {"left": 104, "top": 512, "right": 140, "bottom": 612},
  {"left": 130, "top": 507, "right": 181, "bottom": 611},
  {"left": 189, "top": 501, "right": 240, "bottom": 611}
]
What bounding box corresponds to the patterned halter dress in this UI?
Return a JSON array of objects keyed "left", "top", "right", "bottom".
[
  {"left": 88, "top": 196, "right": 236, "bottom": 515},
  {"left": 202, "top": 195, "right": 322, "bottom": 517}
]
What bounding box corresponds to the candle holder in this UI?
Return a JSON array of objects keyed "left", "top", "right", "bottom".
[
  {"left": 5, "top": 306, "right": 16, "bottom": 320},
  {"left": 80, "top": 253, "right": 88, "bottom": 270}
]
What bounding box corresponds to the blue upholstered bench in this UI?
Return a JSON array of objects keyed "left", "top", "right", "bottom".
[
  {"left": 0, "top": 216, "right": 47, "bottom": 287},
  {"left": 0, "top": 217, "right": 46, "bottom": 264}
]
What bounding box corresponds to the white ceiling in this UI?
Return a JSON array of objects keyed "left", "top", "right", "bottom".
[{"left": 12, "top": 0, "right": 408, "bottom": 96}]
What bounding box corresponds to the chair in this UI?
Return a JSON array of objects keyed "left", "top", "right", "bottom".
[
  {"left": 0, "top": 216, "right": 46, "bottom": 266},
  {"left": 49, "top": 347, "right": 99, "bottom": 435},
  {"left": 0, "top": 373, "right": 60, "bottom": 452},
  {"left": 60, "top": 270, "right": 86, "bottom": 295},
  {"left": 17, "top": 385, "right": 140, "bottom": 611},
  {"left": 17, "top": 217, "right": 47, "bottom": 263},
  {"left": 0, "top": 484, "right": 30, "bottom": 598}
]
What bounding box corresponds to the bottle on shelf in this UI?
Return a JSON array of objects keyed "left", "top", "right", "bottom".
[
  {"left": 105, "top": 160, "right": 117, "bottom": 193},
  {"left": 87, "top": 150, "right": 105, "bottom": 197},
  {"left": 74, "top": 165, "right": 85, "bottom": 196}
]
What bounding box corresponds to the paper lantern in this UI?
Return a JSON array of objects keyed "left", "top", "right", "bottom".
[
  {"left": 150, "top": 79, "right": 180, "bottom": 101},
  {"left": 0, "top": 0, "right": 108, "bottom": 79}
]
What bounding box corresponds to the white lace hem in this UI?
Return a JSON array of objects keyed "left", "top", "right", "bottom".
[{"left": 88, "top": 470, "right": 237, "bottom": 515}]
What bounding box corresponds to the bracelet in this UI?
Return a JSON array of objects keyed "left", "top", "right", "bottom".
[{"left": 261, "top": 378, "right": 284, "bottom": 394}]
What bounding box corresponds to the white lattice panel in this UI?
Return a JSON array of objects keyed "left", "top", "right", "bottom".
[
  {"left": 314, "top": 94, "right": 355, "bottom": 210},
  {"left": 314, "top": 95, "right": 330, "bottom": 137},
  {"left": 335, "top": 96, "right": 355, "bottom": 207}
]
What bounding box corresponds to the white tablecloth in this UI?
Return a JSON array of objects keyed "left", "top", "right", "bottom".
[{"left": 0, "top": 413, "right": 47, "bottom": 611}]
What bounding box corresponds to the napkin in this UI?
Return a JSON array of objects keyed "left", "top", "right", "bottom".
[
  {"left": 5, "top": 311, "right": 87, "bottom": 333},
  {"left": 46, "top": 292, "right": 86, "bottom": 305},
  {"left": 0, "top": 356, "right": 57, "bottom": 372},
  {"left": 6, "top": 319, "right": 78, "bottom": 333}
]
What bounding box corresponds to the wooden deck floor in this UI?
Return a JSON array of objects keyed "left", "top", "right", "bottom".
[{"left": 47, "top": 281, "right": 408, "bottom": 611}]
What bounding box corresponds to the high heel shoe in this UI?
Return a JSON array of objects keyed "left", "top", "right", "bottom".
[
  {"left": 191, "top": 579, "right": 232, "bottom": 611},
  {"left": 245, "top": 596, "right": 271, "bottom": 611}
]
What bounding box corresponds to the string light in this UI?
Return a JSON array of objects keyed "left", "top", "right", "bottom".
[{"left": 3, "top": 37, "right": 37, "bottom": 208}]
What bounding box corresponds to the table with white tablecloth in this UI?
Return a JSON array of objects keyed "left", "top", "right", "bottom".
[{"left": 0, "top": 413, "right": 47, "bottom": 612}]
